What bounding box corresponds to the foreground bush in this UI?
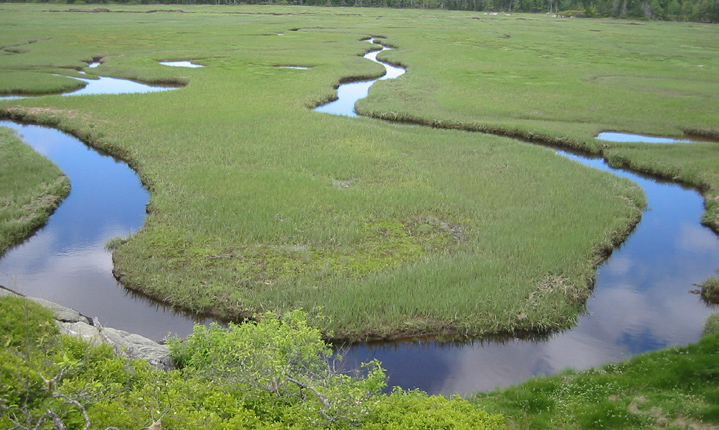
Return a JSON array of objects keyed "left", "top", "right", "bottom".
[{"left": 0, "top": 297, "right": 505, "bottom": 429}]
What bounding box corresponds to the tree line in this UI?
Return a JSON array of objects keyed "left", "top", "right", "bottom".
[{"left": 12, "top": 0, "right": 717, "bottom": 22}]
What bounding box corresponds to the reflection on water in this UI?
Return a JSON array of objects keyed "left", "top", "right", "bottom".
[
  {"left": 67, "top": 76, "right": 177, "bottom": 97},
  {"left": 0, "top": 122, "right": 210, "bottom": 340},
  {"left": 314, "top": 39, "right": 405, "bottom": 117},
  {"left": 0, "top": 74, "right": 177, "bottom": 101},
  {"left": 596, "top": 131, "right": 708, "bottom": 144},
  {"left": 159, "top": 60, "right": 203, "bottom": 68},
  {"left": 278, "top": 66, "right": 310, "bottom": 70},
  {"left": 343, "top": 148, "right": 718, "bottom": 395},
  {"left": 331, "top": 39, "right": 719, "bottom": 395}
]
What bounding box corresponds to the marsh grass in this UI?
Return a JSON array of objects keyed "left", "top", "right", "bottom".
[
  {"left": 1, "top": 5, "right": 694, "bottom": 340},
  {"left": 355, "top": 15, "right": 719, "bottom": 233},
  {"left": 0, "top": 70, "right": 85, "bottom": 96},
  {"left": 700, "top": 277, "right": 719, "bottom": 304},
  {"left": 0, "top": 127, "right": 69, "bottom": 256},
  {"left": 473, "top": 329, "right": 719, "bottom": 429}
]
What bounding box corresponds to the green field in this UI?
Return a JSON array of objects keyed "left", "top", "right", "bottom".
[{"left": 1, "top": 5, "right": 717, "bottom": 341}]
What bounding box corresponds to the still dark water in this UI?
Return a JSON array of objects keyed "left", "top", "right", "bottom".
[
  {"left": 0, "top": 122, "right": 210, "bottom": 340},
  {"left": 0, "top": 70, "right": 205, "bottom": 339},
  {"left": 1, "top": 40, "right": 717, "bottom": 395}
]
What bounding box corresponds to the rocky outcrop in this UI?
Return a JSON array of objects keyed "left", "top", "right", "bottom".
[{"left": 0, "top": 286, "right": 173, "bottom": 370}]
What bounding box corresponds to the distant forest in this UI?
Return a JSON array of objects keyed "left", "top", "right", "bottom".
[{"left": 10, "top": 0, "right": 719, "bottom": 23}]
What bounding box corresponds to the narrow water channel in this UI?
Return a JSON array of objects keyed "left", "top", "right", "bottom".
[
  {"left": 0, "top": 71, "right": 208, "bottom": 340},
  {"left": 1, "top": 40, "right": 717, "bottom": 396},
  {"left": 317, "top": 39, "right": 719, "bottom": 395},
  {"left": 0, "top": 122, "right": 211, "bottom": 340},
  {"left": 0, "top": 69, "right": 177, "bottom": 101},
  {"left": 596, "top": 131, "right": 715, "bottom": 144}
]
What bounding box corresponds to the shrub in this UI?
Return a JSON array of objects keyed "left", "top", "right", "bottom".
[
  {"left": 169, "top": 310, "right": 387, "bottom": 427},
  {"left": 704, "top": 313, "right": 719, "bottom": 337},
  {"left": 363, "top": 388, "right": 506, "bottom": 429},
  {"left": 701, "top": 277, "right": 719, "bottom": 304},
  {"left": 0, "top": 295, "right": 56, "bottom": 349}
]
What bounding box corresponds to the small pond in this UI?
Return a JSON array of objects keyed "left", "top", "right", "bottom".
[
  {"left": 159, "top": 60, "right": 203, "bottom": 68},
  {"left": 0, "top": 70, "right": 178, "bottom": 101},
  {"left": 596, "top": 131, "right": 716, "bottom": 144}
]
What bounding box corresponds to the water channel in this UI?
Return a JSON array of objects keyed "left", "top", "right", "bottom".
[
  {"left": 596, "top": 131, "right": 715, "bottom": 144},
  {"left": 317, "top": 39, "right": 719, "bottom": 394},
  {"left": 0, "top": 64, "right": 210, "bottom": 340},
  {"left": 1, "top": 40, "right": 717, "bottom": 395}
]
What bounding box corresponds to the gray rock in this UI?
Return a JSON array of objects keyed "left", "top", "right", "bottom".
[
  {"left": 101, "top": 326, "right": 173, "bottom": 370},
  {"left": 29, "top": 297, "right": 91, "bottom": 324},
  {"left": 1, "top": 287, "right": 174, "bottom": 370},
  {"left": 58, "top": 319, "right": 174, "bottom": 370},
  {"left": 58, "top": 321, "right": 102, "bottom": 340}
]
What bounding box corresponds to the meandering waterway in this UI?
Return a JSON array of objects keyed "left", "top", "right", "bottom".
[
  {"left": 1, "top": 39, "right": 717, "bottom": 395},
  {"left": 0, "top": 69, "right": 209, "bottom": 340},
  {"left": 319, "top": 39, "right": 719, "bottom": 394}
]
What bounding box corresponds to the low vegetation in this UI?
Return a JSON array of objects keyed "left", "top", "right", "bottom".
[
  {"left": 357, "top": 17, "right": 719, "bottom": 232},
  {"left": 700, "top": 277, "right": 719, "bottom": 304},
  {"left": 473, "top": 319, "right": 719, "bottom": 429},
  {"left": 0, "top": 126, "right": 69, "bottom": 256},
  {"left": 4, "top": 294, "right": 719, "bottom": 429},
  {"left": 0, "top": 295, "right": 505, "bottom": 429}
]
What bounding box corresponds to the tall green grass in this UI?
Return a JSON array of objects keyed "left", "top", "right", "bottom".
[
  {"left": 473, "top": 327, "right": 719, "bottom": 429},
  {"left": 0, "top": 5, "right": 687, "bottom": 340},
  {"left": 0, "top": 127, "right": 69, "bottom": 256},
  {"left": 355, "top": 14, "right": 719, "bottom": 232}
]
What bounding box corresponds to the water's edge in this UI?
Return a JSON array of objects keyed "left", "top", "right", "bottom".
[
  {"left": 320, "top": 39, "right": 718, "bottom": 394},
  {"left": 1, "top": 38, "right": 717, "bottom": 396}
]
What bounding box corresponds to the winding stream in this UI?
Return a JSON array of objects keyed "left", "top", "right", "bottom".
[
  {"left": 0, "top": 70, "right": 210, "bottom": 340},
  {"left": 1, "top": 40, "right": 718, "bottom": 395},
  {"left": 0, "top": 75, "right": 177, "bottom": 101},
  {"left": 319, "top": 39, "right": 719, "bottom": 394}
]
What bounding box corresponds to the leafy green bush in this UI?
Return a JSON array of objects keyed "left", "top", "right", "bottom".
[
  {"left": 170, "top": 310, "right": 387, "bottom": 427},
  {"left": 705, "top": 313, "right": 719, "bottom": 337},
  {"left": 363, "top": 388, "right": 506, "bottom": 429},
  {"left": 0, "top": 295, "right": 56, "bottom": 349},
  {"left": 2, "top": 298, "right": 504, "bottom": 429}
]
